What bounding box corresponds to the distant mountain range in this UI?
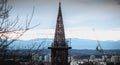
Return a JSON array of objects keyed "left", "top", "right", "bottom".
[
  {"left": 11, "top": 38, "right": 120, "bottom": 49},
  {"left": 70, "top": 38, "right": 120, "bottom": 49}
]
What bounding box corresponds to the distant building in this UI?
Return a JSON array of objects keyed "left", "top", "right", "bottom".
[
  {"left": 39, "top": 56, "right": 43, "bottom": 61},
  {"left": 97, "top": 62, "right": 106, "bottom": 65},
  {"left": 90, "top": 55, "right": 95, "bottom": 61},
  {"left": 44, "top": 54, "right": 51, "bottom": 62},
  {"left": 70, "top": 61, "right": 78, "bottom": 65},
  {"left": 111, "top": 55, "right": 119, "bottom": 63},
  {"left": 102, "top": 55, "right": 107, "bottom": 61},
  {"left": 32, "top": 53, "right": 39, "bottom": 62}
]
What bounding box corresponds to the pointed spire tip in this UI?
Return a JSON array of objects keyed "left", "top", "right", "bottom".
[{"left": 59, "top": 0, "right": 61, "bottom": 6}]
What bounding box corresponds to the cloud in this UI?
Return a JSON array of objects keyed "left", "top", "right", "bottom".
[
  {"left": 65, "top": 27, "right": 120, "bottom": 41},
  {"left": 20, "top": 27, "right": 120, "bottom": 41}
]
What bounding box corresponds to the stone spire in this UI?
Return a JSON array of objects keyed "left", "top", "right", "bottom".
[{"left": 54, "top": 1, "right": 66, "bottom": 46}]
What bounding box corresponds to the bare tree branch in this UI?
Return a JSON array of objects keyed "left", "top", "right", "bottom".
[{"left": 0, "top": 0, "right": 39, "bottom": 60}]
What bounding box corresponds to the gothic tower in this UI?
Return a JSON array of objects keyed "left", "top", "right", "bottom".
[{"left": 48, "top": 2, "right": 71, "bottom": 65}]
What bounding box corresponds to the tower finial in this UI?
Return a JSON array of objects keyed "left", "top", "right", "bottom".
[{"left": 59, "top": 0, "right": 61, "bottom": 6}]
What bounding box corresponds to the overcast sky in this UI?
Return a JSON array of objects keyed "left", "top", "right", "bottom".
[{"left": 8, "top": 0, "right": 120, "bottom": 41}]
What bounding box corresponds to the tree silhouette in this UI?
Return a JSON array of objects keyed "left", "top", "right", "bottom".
[{"left": 0, "top": 0, "right": 38, "bottom": 60}]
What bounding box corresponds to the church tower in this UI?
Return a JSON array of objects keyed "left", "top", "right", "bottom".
[{"left": 48, "top": 2, "right": 71, "bottom": 65}]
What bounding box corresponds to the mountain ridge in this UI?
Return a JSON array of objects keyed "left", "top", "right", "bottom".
[{"left": 11, "top": 38, "right": 120, "bottom": 49}]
